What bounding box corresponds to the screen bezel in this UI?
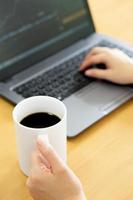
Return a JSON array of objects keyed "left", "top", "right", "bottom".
[{"left": 0, "top": 0, "right": 95, "bottom": 81}]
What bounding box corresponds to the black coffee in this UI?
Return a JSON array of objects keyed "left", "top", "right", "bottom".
[{"left": 20, "top": 112, "right": 61, "bottom": 128}]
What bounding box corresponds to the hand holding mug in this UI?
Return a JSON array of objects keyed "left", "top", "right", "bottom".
[{"left": 27, "top": 137, "right": 87, "bottom": 200}]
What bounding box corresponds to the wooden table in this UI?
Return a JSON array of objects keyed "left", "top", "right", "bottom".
[{"left": 0, "top": 1, "right": 133, "bottom": 199}]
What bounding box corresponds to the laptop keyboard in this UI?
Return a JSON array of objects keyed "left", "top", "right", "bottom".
[{"left": 14, "top": 40, "right": 133, "bottom": 100}]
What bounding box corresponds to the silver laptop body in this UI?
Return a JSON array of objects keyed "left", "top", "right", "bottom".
[{"left": 0, "top": 0, "right": 133, "bottom": 137}]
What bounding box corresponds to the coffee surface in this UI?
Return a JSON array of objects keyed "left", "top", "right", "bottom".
[{"left": 20, "top": 112, "right": 61, "bottom": 128}]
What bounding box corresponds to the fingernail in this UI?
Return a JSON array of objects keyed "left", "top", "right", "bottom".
[
  {"left": 37, "top": 135, "right": 50, "bottom": 148},
  {"left": 85, "top": 70, "right": 92, "bottom": 76}
]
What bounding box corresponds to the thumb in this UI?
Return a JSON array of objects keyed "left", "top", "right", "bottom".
[
  {"left": 85, "top": 69, "right": 109, "bottom": 80},
  {"left": 37, "top": 136, "right": 66, "bottom": 173}
]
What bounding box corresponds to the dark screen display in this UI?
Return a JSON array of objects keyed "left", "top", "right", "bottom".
[{"left": 0, "top": 0, "right": 95, "bottom": 79}]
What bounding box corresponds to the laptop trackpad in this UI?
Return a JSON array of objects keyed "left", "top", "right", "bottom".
[
  {"left": 76, "top": 81, "right": 132, "bottom": 112},
  {"left": 64, "top": 81, "right": 132, "bottom": 137}
]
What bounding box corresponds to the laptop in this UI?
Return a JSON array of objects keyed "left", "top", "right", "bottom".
[{"left": 0, "top": 0, "right": 133, "bottom": 137}]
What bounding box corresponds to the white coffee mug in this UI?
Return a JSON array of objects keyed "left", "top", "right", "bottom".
[{"left": 12, "top": 96, "right": 67, "bottom": 176}]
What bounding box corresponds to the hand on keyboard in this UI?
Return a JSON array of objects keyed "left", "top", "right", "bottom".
[
  {"left": 80, "top": 47, "right": 133, "bottom": 85},
  {"left": 14, "top": 40, "right": 133, "bottom": 99}
]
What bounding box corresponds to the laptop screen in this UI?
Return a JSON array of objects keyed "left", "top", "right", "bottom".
[{"left": 0, "top": 0, "right": 95, "bottom": 80}]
